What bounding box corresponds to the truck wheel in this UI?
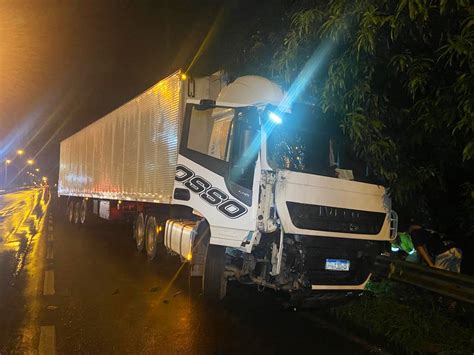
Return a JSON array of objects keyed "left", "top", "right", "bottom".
[
  {"left": 202, "top": 244, "right": 228, "bottom": 301},
  {"left": 79, "top": 199, "right": 88, "bottom": 225},
  {"left": 134, "top": 212, "right": 145, "bottom": 252},
  {"left": 67, "top": 201, "right": 75, "bottom": 223},
  {"left": 145, "top": 216, "right": 161, "bottom": 261},
  {"left": 73, "top": 201, "right": 81, "bottom": 224}
]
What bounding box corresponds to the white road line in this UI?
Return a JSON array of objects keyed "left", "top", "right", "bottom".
[
  {"left": 48, "top": 226, "right": 53, "bottom": 232},
  {"left": 48, "top": 235, "right": 54, "bottom": 242},
  {"left": 43, "top": 270, "right": 55, "bottom": 296},
  {"left": 39, "top": 325, "right": 56, "bottom": 355},
  {"left": 46, "top": 246, "right": 54, "bottom": 260}
]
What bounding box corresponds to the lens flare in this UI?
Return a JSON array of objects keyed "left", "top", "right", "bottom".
[
  {"left": 268, "top": 112, "right": 282, "bottom": 125},
  {"left": 279, "top": 40, "right": 334, "bottom": 109}
]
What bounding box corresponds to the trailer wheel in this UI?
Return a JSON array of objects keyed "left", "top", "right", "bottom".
[
  {"left": 67, "top": 201, "right": 75, "bottom": 223},
  {"left": 202, "top": 244, "right": 228, "bottom": 301},
  {"left": 145, "top": 216, "right": 161, "bottom": 261},
  {"left": 134, "top": 212, "right": 145, "bottom": 252},
  {"left": 79, "top": 199, "right": 88, "bottom": 225},
  {"left": 73, "top": 201, "right": 81, "bottom": 224}
]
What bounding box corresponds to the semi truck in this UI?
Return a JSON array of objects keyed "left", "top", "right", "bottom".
[{"left": 58, "top": 70, "right": 398, "bottom": 302}]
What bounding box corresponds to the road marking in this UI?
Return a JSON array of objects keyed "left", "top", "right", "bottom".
[
  {"left": 48, "top": 220, "right": 53, "bottom": 225},
  {"left": 39, "top": 325, "right": 56, "bottom": 355},
  {"left": 43, "top": 270, "right": 55, "bottom": 296},
  {"left": 48, "top": 234, "right": 54, "bottom": 242},
  {"left": 48, "top": 226, "right": 53, "bottom": 232},
  {"left": 46, "top": 246, "right": 54, "bottom": 260}
]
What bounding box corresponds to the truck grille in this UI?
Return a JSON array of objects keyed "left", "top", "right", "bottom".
[
  {"left": 286, "top": 202, "right": 385, "bottom": 235},
  {"left": 297, "top": 235, "right": 383, "bottom": 286}
]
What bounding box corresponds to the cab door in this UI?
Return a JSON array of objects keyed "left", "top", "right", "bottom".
[{"left": 172, "top": 103, "right": 261, "bottom": 248}]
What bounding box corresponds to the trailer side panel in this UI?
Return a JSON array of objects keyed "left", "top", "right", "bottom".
[{"left": 59, "top": 72, "right": 183, "bottom": 203}]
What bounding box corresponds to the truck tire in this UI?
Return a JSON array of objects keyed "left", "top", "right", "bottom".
[
  {"left": 145, "top": 216, "right": 161, "bottom": 261},
  {"left": 202, "top": 244, "right": 228, "bottom": 301},
  {"left": 186, "top": 221, "right": 210, "bottom": 296},
  {"left": 73, "top": 201, "right": 81, "bottom": 224},
  {"left": 79, "top": 199, "right": 88, "bottom": 225},
  {"left": 67, "top": 201, "right": 75, "bottom": 223},
  {"left": 134, "top": 212, "right": 145, "bottom": 252}
]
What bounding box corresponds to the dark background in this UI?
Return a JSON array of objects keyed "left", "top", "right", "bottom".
[
  {"left": 0, "top": 0, "right": 291, "bottom": 185},
  {"left": 0, "top": 0, "right": 228, "bottom": 182}
]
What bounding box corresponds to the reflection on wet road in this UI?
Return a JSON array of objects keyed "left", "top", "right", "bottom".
[
  {"left": 0, "top": 188, "right": 48, "bottom": 280},
  {"left": 0, "top": 188, "right": 49, "bottom": 352},
  {"left": 0, "top": 189, "right": 378, "bottom": 354}
]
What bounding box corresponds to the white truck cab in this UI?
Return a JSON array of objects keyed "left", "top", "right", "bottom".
[{"left": 171, "top": 75, "right": 397, "bottom": 300}]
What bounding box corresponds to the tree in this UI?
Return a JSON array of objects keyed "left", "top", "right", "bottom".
[{"left": 271, "top": 0, "right": 473, "bottom": 230}]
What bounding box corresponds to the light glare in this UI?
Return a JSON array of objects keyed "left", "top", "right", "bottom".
[{"left": 268, "top": 112, "right": 283, "bottom": 125}]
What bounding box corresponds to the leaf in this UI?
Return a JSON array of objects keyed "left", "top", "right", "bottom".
[
  {"left": 408, "top": 0, "right": 417, "bottom": 20},
  {"left": 463, "top": 141, "right": 474, "bottom": 160},
  {"left": 439, "top": 0, "right": 448, "bottom": 15},
  {"left": 396, "top": 0, "right": 408, "bottom": 17}
]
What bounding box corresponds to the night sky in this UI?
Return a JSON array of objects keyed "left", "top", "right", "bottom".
[{"left": 0, "top": 0, "right": 223, "bottom": 182}]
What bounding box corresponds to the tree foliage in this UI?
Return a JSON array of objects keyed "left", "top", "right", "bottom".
[
  {"left": 196, "top": 0, "right": 473, "bottom": 230},
  {"left": 271, "top": 0, "right": 473, "bottom": 227}
]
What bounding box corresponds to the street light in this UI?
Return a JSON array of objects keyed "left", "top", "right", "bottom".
[
  {"left": 4, "top": 159, "right": 11, "bottom": 187},
  {"left": 27, "top": 159, "right": 34, "bottom": 165},
  {"left": 17, "top": 149, "right": 24, "bottom": 156},
  {"left": 35, "top": 168, "right": 40, "bottom": 172}
]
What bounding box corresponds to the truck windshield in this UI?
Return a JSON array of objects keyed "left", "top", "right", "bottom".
[
  {"left": 266, "top": 105, "right": 332, "bottom": 177},
  {"left": 266, "top": 104, "right": 373, "bottom": 182}
]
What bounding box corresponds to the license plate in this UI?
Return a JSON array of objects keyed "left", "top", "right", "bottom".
[{"left": 325, "top": 259, "right": 350, "bottom": 271}]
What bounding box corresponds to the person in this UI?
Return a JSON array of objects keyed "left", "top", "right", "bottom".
[
  {"left": 392, "top": 231, "right": 420, "bottom": 263},
  {"left": 408, "top": 222, "right": 463, "bottom": 273}
]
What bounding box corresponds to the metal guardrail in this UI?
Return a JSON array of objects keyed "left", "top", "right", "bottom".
[{"left": 374, "top": 255, "right": 474, "bottom": 304}]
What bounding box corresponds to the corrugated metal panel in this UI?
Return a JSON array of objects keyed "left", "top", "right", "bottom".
[{"left": 58, "top": 71, "right": 183, "bottom": 203}]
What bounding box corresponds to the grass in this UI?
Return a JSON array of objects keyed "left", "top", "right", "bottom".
[{"left": 331, "top": 280, "right": 474, "bottom": 354}]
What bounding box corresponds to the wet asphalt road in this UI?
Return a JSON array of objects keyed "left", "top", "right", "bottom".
[{"left": 0, "top": 188, "right": 376, "bottom": 354}]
